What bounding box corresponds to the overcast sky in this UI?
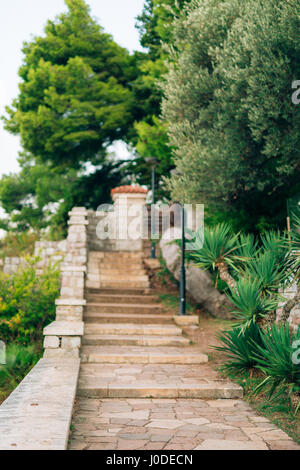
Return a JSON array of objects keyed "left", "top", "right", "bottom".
[{"left": 0, "top": 0, "right": 145, "bottom": 178}]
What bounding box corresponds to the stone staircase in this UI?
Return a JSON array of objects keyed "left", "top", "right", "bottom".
[
  {"left": 78, "top": 252, "right": 242, "bottom": 400},
  {"left": 81, "top": 286, "right": 205, "bottom": 364},
  {"left": 98, "top": 253, "right": 149, "bottom": 289}
]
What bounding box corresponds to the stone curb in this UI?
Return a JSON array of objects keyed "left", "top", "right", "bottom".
[{"left": 0, "top": 358, "right": 80, "bottom": 450}]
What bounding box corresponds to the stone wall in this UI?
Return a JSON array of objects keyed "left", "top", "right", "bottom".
[
  {"left": 34, "top": 240, "right": 67, "bottom": 271},
  {"left": 0, "top": 240, "right": 67, "bottom": 276},
  {"left": 1, "top": 257, "right": 23, "bottom": 275}
]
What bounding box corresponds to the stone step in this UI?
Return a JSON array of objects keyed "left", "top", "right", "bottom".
[
  {"left": 83, "top": 334, "right": 189, "bottom": 347},
  {"left": 99, "top": 280, "right": 150, "bottom": 289},
  {"left": 99, "top": 275, "right": 149, "bottom": 282},
  {"left": 86, "top": 288, "right": 153, "bottom": 296},
  {"left": 81, "top": 346, "right": 208, "bottom": 364},
  {"left": 85, "top": 303, "right": 162, "bottom": 314},
  {"left": 88, "top": 244, "right": 115, "bottom": 251},
  {"left": 78, "top": 382, "right": 243, "bottom": 399},
  {"left": 100, "top": 258, "right": 143, "bottom": 265},
  {"left": 103, "top": 251, "right": 143, "bottom": 256},
  {"left": 84, "top": 323, "right": 182, "bottom": 336},
  {"left": 84, "top": 312, "right": 173, "bottom": 324},
  {"left": 85, "top": 294, "right": 158, "bottom": 304},
  {"left": 97, "top": 266, "right": 146, "bottom": 277},
  {"left": 100, "top": 255, "right": 143, "bottom": 261},
  {"left": 77, "top": 363, "right": 243, "bottom": 399}
]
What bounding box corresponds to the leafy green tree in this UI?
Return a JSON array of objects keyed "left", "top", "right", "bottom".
[
  {"left": 162, "top": 0, "right": 300, "bottom": 231},
  {"left": 130, "top": 0, "right": 192, "bottom": 191},
  {"left": 1, "top": 0, "right": 134, "bottom": 232},
  {"left": 0, "top": 156, "right": 126, "bottom": 235},
  {"left": 3, "top": 0, "right": 136, "bottom": 169}
]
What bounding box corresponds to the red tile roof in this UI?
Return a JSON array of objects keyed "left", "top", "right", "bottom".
[{"left": 111, "top": 185, "right": 148, "bottom": 196}]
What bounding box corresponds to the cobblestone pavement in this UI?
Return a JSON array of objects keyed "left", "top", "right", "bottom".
[{"left": 69, "top": 397, "right": 300, "bottom": 450}]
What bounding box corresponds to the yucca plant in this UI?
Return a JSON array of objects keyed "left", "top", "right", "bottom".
[
  {"left": 241, "top": 250, "right": 290, "bottom": 296},
  {"left": 279, "top": 219, "right": 300, "bottom": 323},
  {"left": 215, "top": 323, "right": 264, "bottom": 375},
  {"left": 188, "top": 222, "right": 299, "bottom": 326},
  {"left": 254, "top": 324, "right": 300, "bottom": 413},
  {"left": 291, "top": 216, "right": 300, "bottom": 247},
  {"left": 190, "top": 223, "right": 242, "bottom": 288},
  {"left": 234, "top": 233, "right": 258, "bottom": 262},
  {"left": 226, "top": 278, "right": 278, "bottom": 330}
]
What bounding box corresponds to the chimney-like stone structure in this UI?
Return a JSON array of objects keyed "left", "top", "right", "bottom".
[{"left": 111, "top": 185, "right": 148, "bottom": 252}]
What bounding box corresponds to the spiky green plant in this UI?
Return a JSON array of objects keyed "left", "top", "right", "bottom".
[
  {"left": 189, "top": 223, "right": 245, "bottom": 289},
  {"left": 190, "top": 223, "right": 240, "bottom": 271},
  {"left": 242, "top": 250, "right": 290, "bottom": 295},
  {"left": 234, "top": 233, "right": 258, "bottom": 262},
  {"left": 215, "top": 323, "right": 264, "bottom": 375},
  {"left": 226, "top": 278, "right": 278, "bottom": 329},
  {"left": 254, "top": 324, "right": 300, "bottom": 413}
]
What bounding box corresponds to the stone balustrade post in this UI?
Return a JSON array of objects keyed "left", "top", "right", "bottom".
[{"left": 43, "top": 207, "right": 88, "bottom": 358}]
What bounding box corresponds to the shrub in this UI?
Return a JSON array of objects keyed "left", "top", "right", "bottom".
[
  {"left": 254, "top": 323, "right": 300, "bottom": 412},
  {"left": 0, "top": 255, "right": 60, "bottom": 346},
  {"left": 0, "top": 344, "right": 39, "bottom": 389},
  {"left": 215, "top": 323, "right": 264, "bottom": 375},
  {"left": 0, "top": 231, "right": 39, "bottom": 259}
]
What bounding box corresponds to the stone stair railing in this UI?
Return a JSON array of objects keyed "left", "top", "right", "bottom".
[{"left": 43, "top": 207, "right": 88, "bottom": 358}]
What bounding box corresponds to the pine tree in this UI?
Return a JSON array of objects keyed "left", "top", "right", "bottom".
[
  {"left": 0, "top": 0, "right": 134, "bottom": 233},
  {"left": 3, "top": 0, "right": 135, "bottom": 169}
]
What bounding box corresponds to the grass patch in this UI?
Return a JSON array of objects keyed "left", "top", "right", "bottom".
[
  {"left": 221, "top": 370, "right": 300, "bottom": 445},
  {"left": 0, "top": 344, "right": 40, "bottom": 405},
  {"left": 158, "top": 293, "right": 195, "bottom": 315}
]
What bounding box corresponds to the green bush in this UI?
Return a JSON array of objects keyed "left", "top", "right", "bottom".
[
  {"left": 0, "top": 255, "right": 60, "bottom": 346},
  {"left": 254, "top": 324, "right": 300, "bottom": 412},
  {"left": 0, "top": 232, "right": 39, "bottom": 259},
  {"left": 0, "top": 344, "right": 39, "bottom": 390},
  {"left": 215, "top": 323, "right": 264, "bottom": 375}
]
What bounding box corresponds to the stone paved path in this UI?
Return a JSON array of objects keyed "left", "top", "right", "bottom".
[
  {"left": 77, "top": 363, "right": 242, "bottom": 399},
  {"left": 69, "top": 253, "right": 300, "bottom": 450},
  {"left": 69, "top": 398, "right": 300, "bottom": 450}
]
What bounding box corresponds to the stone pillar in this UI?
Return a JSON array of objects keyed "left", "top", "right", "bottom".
[
  {"left": 111, "top": 186, "right": 148, "bottom": 252},
  {"left": 43, "top": 207, "right": 88, "bottom": 358}
]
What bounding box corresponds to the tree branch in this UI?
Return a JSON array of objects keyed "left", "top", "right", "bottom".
[{"left": 216, "top": 262, "right": 237, "bottom": 290}]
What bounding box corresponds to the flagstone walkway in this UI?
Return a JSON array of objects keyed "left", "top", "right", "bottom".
[
  {"left": 69, "top": 253, "right": 300, "bottom": 450},
  {"left": 69, "top": 398, "right": 300, "bottom": 450}
]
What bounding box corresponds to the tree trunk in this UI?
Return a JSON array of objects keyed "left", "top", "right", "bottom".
[
  {"left": 216, "top": 262, "right": 237, "bottom": 290},
  {"left": 280, "top": 283, "right": 300, "bottom": 323}
]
